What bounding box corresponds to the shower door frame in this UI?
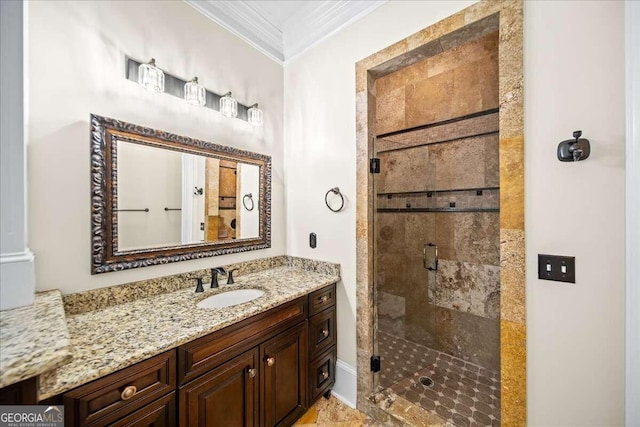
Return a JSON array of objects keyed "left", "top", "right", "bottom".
[{"left": 355, "top": 0, "right": 525, "bottom": 424}]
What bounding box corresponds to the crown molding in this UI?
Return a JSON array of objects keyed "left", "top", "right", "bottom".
[
  {"left": 186, "top": 0, "right": 284, "bottom": 63},
  {"left": 283, "top": 1, "right": 386, "bottom": 61},
  {"left": 186, "top": 0, "right": 386, "bottom": 64}
]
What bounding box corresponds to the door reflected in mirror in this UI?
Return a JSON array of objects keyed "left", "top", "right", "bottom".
[{"left": 117, "top": 141, "right": 260, "bottom": 251}]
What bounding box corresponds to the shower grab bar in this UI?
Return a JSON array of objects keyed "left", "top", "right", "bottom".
[{"left": 423, "top": 243, "right": 438, "bottom": 271}]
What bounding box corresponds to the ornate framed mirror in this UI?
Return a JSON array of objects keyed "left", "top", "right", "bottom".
[{"left": 90, "top": 114, "right": 271, "bottom": 274}]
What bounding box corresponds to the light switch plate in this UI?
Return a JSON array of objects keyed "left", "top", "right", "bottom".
[{"left": 538, "top": 254, "right": 575, "bottom": 283}]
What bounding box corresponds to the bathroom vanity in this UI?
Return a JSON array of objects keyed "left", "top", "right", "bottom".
[{"left": 28, "top": 259, "right": 339, "bottom": 426}]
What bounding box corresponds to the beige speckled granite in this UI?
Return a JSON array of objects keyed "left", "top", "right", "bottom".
[
  {"left": 63, "top": 255, "right": 339, "bottom": 315},
  {"left": 40, "top": 264, "right": 339, "bottom": 399},
  {"left": 0, "top": 290, "right": 71, "bottom": 388}
]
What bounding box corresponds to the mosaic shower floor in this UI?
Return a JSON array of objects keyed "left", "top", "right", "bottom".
[{"left": 378, "top": 331, "right": 501, "bottom": 427}]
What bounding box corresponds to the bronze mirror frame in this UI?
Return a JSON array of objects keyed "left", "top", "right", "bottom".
[{"left": 90, "top": 114, "right": 271, "bottom": 274}]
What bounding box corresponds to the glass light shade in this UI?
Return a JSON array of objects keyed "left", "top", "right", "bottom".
[
  {"left": 247, "top": 104, "right": 263, "bottom": 126},
  {"left": 184, "top": 77, "right": 206, "bottom": 106},
  {"left": 220, "top": 92, "right": 238, "bottom": 118},
  {"left": 138, "top": 58, "right": 164, "bottom": 93}
]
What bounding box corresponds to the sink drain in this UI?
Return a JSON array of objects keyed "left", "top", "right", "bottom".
[{"left": 419, "top": 376, "right": 434, "bottom": 387}]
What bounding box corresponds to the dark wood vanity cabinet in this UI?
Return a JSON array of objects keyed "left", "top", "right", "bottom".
[
  {"left": 59, "top": 283, "right": 337, "bottom": 427},
  {"left": 179, "top": 348, "right": 259, "bottom": 426}
]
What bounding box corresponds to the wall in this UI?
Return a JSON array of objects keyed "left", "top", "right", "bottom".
[
  {"left": 524, "top": 1, "right": 625, "bottom": 425},
  {"left": 285, "top": 0, "right": 625, "bottom": 424},
  {"left": 27, "top": 1, "right": 284, "bottom": 294}
]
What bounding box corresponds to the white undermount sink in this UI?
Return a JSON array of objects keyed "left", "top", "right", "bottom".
[{"left": 197, "top": 289, "right": 265, "bottom": 309}]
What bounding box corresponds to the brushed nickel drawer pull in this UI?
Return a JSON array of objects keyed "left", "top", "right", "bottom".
[
  {"left": 321, "top": 371, "right": 329, "bottom": 380},
  {"left": 319, "top": 295, "right": 329, "bottom": 303},
  {"left": 120, "top": 385, "right": 137, "bottom": 400},
  {"left": 266, "top": 357, "right": 275, "bottom": 367},
  {"left": 321, "top": 329, "right": 329, "bottom": 338},
  {"left": 247, "top": 368, "right": 256, "bottom": 378}
]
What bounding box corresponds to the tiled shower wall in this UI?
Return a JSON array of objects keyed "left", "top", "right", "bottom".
[{"left": 375, "top": 31, "right": 500, "bottom": 371}]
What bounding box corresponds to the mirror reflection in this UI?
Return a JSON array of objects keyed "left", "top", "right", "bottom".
[{"left": 117, "top": 140, "right": 260, "bottom": 251}]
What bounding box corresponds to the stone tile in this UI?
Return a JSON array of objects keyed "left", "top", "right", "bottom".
[
  {"left": 441, "top": 13, "right": 499, "bottom": 51},
  {"left": 484, "top": 135, "right": 500, "bottom": 187},
  {"left": 453, "top": 212, "right": 500, "bottom": 265},
  {"left": 405, "top": 70, "right": 455, "bottom": 128},
  {"left": 431, "top": 138, "right": 485, "bottom": 191},
  {"left": 499, "top": 136, "right": 524, "bottom": 230},
  {"left": 435, "top": 213, "right": 455, "bottom": 260},
  {"left": 377, "top": 145, "right": 433, "bottom": 193},
  {"left": 500, "top": 229, "right": 525, "bottom": 324},
  {"left": 501, "top": 319, "right": 526, "bottom": 427},
  {"left": 375, "top": 87, "right": 406, "bottom": 135},
  {"left": 428, "top": 32, "right": 497, "bottom": 79}
]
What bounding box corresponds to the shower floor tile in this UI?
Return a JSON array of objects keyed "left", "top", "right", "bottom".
[{"left": 378, "top": 331, "right": 500, "bottom": 427}]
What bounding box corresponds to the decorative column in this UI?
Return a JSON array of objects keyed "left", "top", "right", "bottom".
[{"left": 0, "top": 0, "right": 35, "bottom": 310}]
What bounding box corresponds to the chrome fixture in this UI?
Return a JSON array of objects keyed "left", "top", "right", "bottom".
[
  {"left": 220, "top": 92, "right": 238, "bottom": 118},
  {"left": 247, "top": 103, "right": 263, "bottom": 126},
  {"left": 184, "top": 77, "right": 206, "bottom": 106},
  {"left": 138, "top": 58, "right": 164, "bottom": 93}
]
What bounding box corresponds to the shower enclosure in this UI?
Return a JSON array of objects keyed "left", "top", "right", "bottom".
[{"left": 372, "top": 30, "right": 501, "bottom": 427}]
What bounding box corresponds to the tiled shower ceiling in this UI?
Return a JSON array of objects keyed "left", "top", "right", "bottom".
[{"left": 185, "top": 0, "right": 387, "bottom": 63}]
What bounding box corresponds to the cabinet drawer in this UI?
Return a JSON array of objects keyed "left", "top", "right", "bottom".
[
  {"left": 308, "top": 348, "right": 336, "bottom": 404},
  {"left": 309, "top": 307, "right": 336, "bottom": 359},
  {"left": 64, "top": 350, "right": 176, "bottom": 427},
  {"left": 109, "top": 392, "right": 175, "bottom": 427},
  {"left": 308, "top": 284, "right": 336, "bottom": 316},
  {"left": 179, "top": 297, "right": 307, "bottom": 385}
]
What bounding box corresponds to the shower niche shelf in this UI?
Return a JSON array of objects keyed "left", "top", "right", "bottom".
[{"left": 376, "top": 186, "right": 499, "bottom": 213}]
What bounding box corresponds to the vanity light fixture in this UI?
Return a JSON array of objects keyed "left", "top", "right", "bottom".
[
  {"left": 247, "top": 103, "right": 263, "bottom": 127},
  {"left": 220, "top": 91, "right": 238, "bottom": 118},
  {"left": 138, "top": 58, "right": 165, "bottom": 93},
  {"left": 184, "top": 77, "right": 206, "bottom": 107}
]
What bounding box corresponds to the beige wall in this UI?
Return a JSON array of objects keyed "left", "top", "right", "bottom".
[
  {"left": 27, "top": 1, "right": 284, "bottom": 294},
  {"left": 285, "top": 0, "right": 625, "bottom": 424},
  {"left": 524, "top": 1, "right": 625, "bottom": 425}
]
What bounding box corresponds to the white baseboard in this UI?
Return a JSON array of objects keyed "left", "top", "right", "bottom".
[
  {"left": 0, "top": 249, "right": 35, "bottom": 310},
  {"left": 332, "top": 359, "right": 357, "bottom": 408}
]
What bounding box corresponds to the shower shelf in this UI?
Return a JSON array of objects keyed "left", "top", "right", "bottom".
[
  {"left": 376, "top": 186, "right": 499, "bottom": 197},
  {"left": 375, "top": 108, "right": 499, "bottom": 139},
  {"left": 376, "top": 207, "right": 499, "bottom": 213}
]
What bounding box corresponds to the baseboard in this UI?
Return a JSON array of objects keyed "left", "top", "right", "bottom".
[
  {"left": 0, "top": 249, "right": 35, "bottom": 310},
  {"left": 332, "top": 359, "right": 357, "bottom": 408}
]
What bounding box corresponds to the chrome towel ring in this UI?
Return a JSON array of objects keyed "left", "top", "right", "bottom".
[
  {"left": 325, "top": 187, "right": 345, "bottom": 212},
  {"left": 242, "top": 193, "right": 254, "bottom": 211}
]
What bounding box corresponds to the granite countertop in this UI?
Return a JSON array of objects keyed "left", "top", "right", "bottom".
[
  {"left": 0, "top": 290, "right": 71, "bottom": 388},
  {"left": 39, "top": 265, "right": 339, "bottom": 399}
]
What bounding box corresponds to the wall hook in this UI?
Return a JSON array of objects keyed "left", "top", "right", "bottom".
[{"left": 557, "top": 130, "right": 591, "bottom": 162}]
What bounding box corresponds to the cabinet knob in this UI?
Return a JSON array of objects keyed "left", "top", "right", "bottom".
[
  {"left": 321, "top": 329, "right": 329, "bottom": 338},
  {"left": 266, "top": 357, "right": 275, "bottom": 367},
  {"left": 120, "top": 385, "right": 137, "bottom": 401},
  {"left": 319, "top": 295, "right": 329, "bottom": 303},
  {"left": 247, "top": 368, "right": 256, "bottom": 378},
  {"left": 321, "top": 371, "right": 329, "bottom": 380}
]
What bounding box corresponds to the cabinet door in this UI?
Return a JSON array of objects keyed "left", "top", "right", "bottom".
[
  {"left": 261, "top": 321, "right": 308, "bottom": 427},
  {"left": 179, "top": 348, "right": 259, "bottom": 427}
]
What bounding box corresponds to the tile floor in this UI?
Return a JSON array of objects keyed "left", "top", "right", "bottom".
[
  {"left": 378, "top": 331, "right": 501, "bottom": 427},
  {"left": 294, "top": 395, "right": 380, "bottom": 427}
]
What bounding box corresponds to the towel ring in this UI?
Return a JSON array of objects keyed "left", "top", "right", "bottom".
[
  {"left": 242, "top": 193, "right": 254, "bottom": 211},
  {"left": 325, "top": 187, "right": 344, "bottom": 212}
]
